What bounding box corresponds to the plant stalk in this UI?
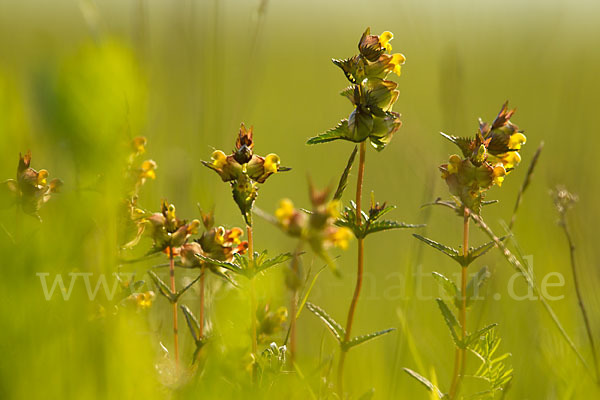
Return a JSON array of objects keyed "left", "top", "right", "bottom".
[
  {"left": 199, "top": 265, "right": 206, "bottom": 338},
  {"left": 338, "top": 141, "right": 366, "bottom": 396},
  {"left": 449, "top": 208, "right": 469, "bottom": 398},
  {"left": 561, "top": 215, "right": 599, "bottom": 384},
  {"left": 169, "top": 246, "right": 179, "bottom": 367},
  {"left": 247, "top": 224, "right": 258, "bottom": 356},
  {"left": 289, "top": 242, "right": 303, "bottom": 366}
]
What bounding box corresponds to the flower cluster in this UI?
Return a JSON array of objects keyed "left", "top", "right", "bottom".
[
  {"left": 307, "top": 28, "right": 406, "bottom": 150},
  {"left": 1, "top": 151, "right": 62, "bottom": 220},
  {"left": 274, "top": 184, "right": 353, "bottom": 264},
  {"left": 127, "top": 136, "right": 157, "bottom": 196},
  {"left": 439, "top": 103, "right": 527, "bottom": 213},
  {"left": 256, "top": 303, "right": 288, "bottom": 344},
  {"left": 179, "top": 216, "right": 248, "bottom": 269},
  {"left": 203, "top": 124, "right": 289, "bottom": 225},
  {"left": 145, "top": 200, "right": 201, "bottom": 254}
]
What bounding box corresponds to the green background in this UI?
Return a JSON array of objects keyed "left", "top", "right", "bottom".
[{"left": 1, "top": 0, "right": 599, "bottom": 398}]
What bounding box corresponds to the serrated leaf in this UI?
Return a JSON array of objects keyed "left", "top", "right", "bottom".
[
  {"left": 461, "top": 265, "right": 491, "bottom": 308},
  {"left": 195, "top": 253, "right": 243, "bottom": 274},
  {"left": 413, "top": 234, "right": 461, "bottom": 263},
  {"left": 436, "top": 298, "right": 463, "bottom": 348},
  {"left": 403, "top": 368, "right": 445, "bottom": 398},
  {"left": 366, "top": 220, "right": 424, "bottom": 235},
  {"left": 307, "top": 120, "right": 350, "bottom": 145},
  {"left": 343, "top": 328, "right": 395, "bottom": 351},
  {"left": 466, "top": 236, "right": 509, "bottom": 265},
  {"left": 333, "top": 146, "right": 358, "bottom": 201},
  {"left": 432, "top": 272, "right": 458, "bottom": 299},
  {"left": 440, "top": 132, "right": 472, "bottom": 158},
  {"left": 255, "top": 251, "right": 293, "bottom": 274},
  {"left": 306, "top": 302, "right": 345, "bottom": 342},
  {"left": 465, "top": 324, "right": 498, "bottom": 348}
]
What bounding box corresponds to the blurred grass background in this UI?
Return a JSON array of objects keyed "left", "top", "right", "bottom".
[{"left": 1, "top": 0, "right": 600, "bottom": 398}]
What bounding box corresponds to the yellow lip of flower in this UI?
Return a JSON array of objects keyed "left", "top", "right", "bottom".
[
  {"left": 379, "top": 31, "right": 393, "bottom": 53},
  {"left": 215, "top": 226, "right": 226, "bottom": 244},
  {"left": 331, "top": 227, "right": 353, "bottom": 250},
  {"left": 225, "top": 227, "right": 243, "bottom": 245},
  {"left": 37, "top": 169, "right": 49, "bottom": 186},
  {"left": 501, "top": 151, "right": 521, "bottom": 169},
  {"left": 390, "top": 53, "right": 406, "bottom": 76},
  {"left": 141, "top": 160, "right": 157, "bottom": 179},
  {"left": 211, "top": 150, "right": 228, "bottom": 170},
  {"left": 492, "top": 165, "right": 506, "bottom": 186},
  {"left": 508, "top": 132, "right": 527, "bottom": 150},
  {"left": 264, "top": 153, "right": 280, "bottom": 174},
  {"left": 275, "top": 198, "right": 295, "bottom": 222},
  {"left": 447, "top": 154, "right": 462, "bottom": 174},
  {"left": 187, "top": 219, "right": 201, "bottom": 235}
]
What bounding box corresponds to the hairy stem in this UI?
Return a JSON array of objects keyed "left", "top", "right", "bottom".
[
  {"left": 561, "top": 215, "right": 599, "bottom": 384},
  {"left": 338, "top": 141, "right": 366, "bottom": 396},
  {"left": 169, "top": 246, "right": 179, "bottom": 367},
  {"left": 449, "top": 208, "right": 469, "bottom": 398}
]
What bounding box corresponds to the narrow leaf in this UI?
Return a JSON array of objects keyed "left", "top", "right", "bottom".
[
  {"left": 436, "top": 298, "right": 463, "bottom": 348},
  {"left": 403, "top": 368, "right": 445, "bottom": 398},
  {"left": 306, "top": 302, "right": 345, "bottom": 342},
  {"left": 465, "top": 323, "right": 498, "bottom": 347},
  {"left": 181, "top": 304, "right": 202, "bottom": 343},
  {"left": 195, "top": 253, "right": 243, "bottom": 274},
  {"left": 413, "top": 234, "right": 461, "bottom": 262},
  {"left": 462, "top": 265, "right": 491, "bottom": 308},
  {"left": 343, "top": 328, "right": 395, "bottom": 350},
  {"left": 467, "top": 235, "right": 509, "bottom": 264},
  {"left": 333, "top": 146, "right": 358, "bottom": 201},
  {"left": 296, "top": 267, "right": 326, "bottom": 319},
  {"left": 255, "top": 252, "right": 294, "bottom": 274},
  {"left": 173, "top": 272, "right": 204, "bottom": 302},
  {"left": 147, "top": 270, "right": 175, "bottom": 303},
  {"left": 432, "top": 272, "right": 458, "bottom": 299},
  {"left": 366, "top": 220, "right": 424, "bottom": 236}
]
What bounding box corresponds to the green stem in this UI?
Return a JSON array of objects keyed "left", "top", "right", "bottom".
[
  {"left": 289, "top": 242, "right": 303, "bottom": 366},
  {"left": 561, "top": 215, "right": 599, "bottom": 384},
  {"left": 449, "top": 208, "right": 469, "bottom": 398},
  {"left": 338, "top": 141, "right": 366, "bottom": 397},
  {"left": 169, "top": 246, "right": 179, "bottom": 367},
  {"left": 247, "top": 224, "right": 258, "bottom": 361}
]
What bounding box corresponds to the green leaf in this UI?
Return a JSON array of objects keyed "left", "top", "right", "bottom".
[
  {"left": 340, "top": 85, "right": 357, "bottom": 105},
  {"left": 465, "top": 323, "right": 498, "bottom": 348},
  {"left": 343, "top": 328, "right": 395, "bottom": 351},
  {"left": 440, "top": 132, "right": 472, "bottom": 158},
  {"left": 366, "top": 220, "right": 424, "bottom": 235},
  {"left": 181, "top": 304, "right": 202, "bottom": 343},
  {"left": 413, "top": 234, "right": 461, "bottom": 263},
  {"left": 466, "top": 236, "right": 509, "bottom": 265},
  {"left": 432, "top": 272, "right": 458, "bottom": 299},
  {"left": 403, "top": 368, "right": 445, "bottom": 399},
  {"left": 307, "top": 120, "right": 350, "bottom": 145},
  {"left": 457, "top": 265, "right": 491, "bottom": 308},
  {"left": 195, "top": 253, "right": 243, "bottom": 274},
  {"left": 333, "top": 146, "right": 358, "bottom": 201},
  {"left": 147, "top": 270, "right": 175, "bottom": 302},
  {"left": 296, "top": 267, "right": 326, "bottom": 319},
  {"left": 436, "top": 298, "right": 463, "bottom": 348},
  {"left": 306, "top": 302, "right": 345, "bottom": 342},
  {"left": 255, "top": 251, "right": 293, "bottom": 275}
]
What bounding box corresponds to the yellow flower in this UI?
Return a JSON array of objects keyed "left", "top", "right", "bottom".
[
  {"left": 140, "top": 160, "right": 157, "bottom": 180},
  {"left": 37, "top": 169, "right": 49, "bottom": 186},
  {"left": 379, "top": 31, "right": 394, "bottom": 52},
  {"left": 389, "top": 53, "right": 406, "bottom": 76},
  {"left": 330, "top": 227, "right": 353, "bottom": 250},
  {"left": 508, "top": 132, "right": 527, "bottom": 150},
  {"left": 211, "top": 150, "right": 228, "bottom": 169},
  {"left": 447, "top": 154, "right": 462, "bottom": 174},
  {"left": 326, "top": 200, "right": 341, "bottom": 218},
  {"left": 275, "top": 198, "right": 295, "bottom": 223},
  {"left": 492, "top": 165, "right": 506, "bottom": 186},
  {"left": 135, "top": 291, "right": 155, "bottom": 309},
  {"left": 500, "top": 151, "right": 521, "bottom": 169},
  {"left": 263, "top": 153, "right": 280, "bottom": 174}
]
